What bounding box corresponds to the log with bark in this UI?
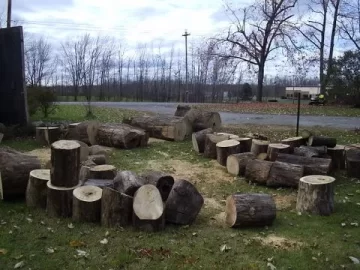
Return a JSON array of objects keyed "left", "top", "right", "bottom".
[
  {"left": 346, "top": 148, "right": 360, "bottom": 178},
  {"left": 192, "top": 128, "right": 213, "bottom": 153},
  {"left": 89, "top": 165, "right": 117, "bottom": 180},
  {"left": 123, "top": 115, "right": 190, "bottom": 141},
  {"left": 26, "top": 169, "right": 50, "bottom": 209},
  {"left": 300, "top": 130, "right": 312, "bottom": 144},
  {"left": 226, "top": 152, "right": 256, "bottom": 176},
  {"left": 233, "top": 137, "right": 252, "bottom": 153},
  {"left": 141, "top": 171, "right": 174, "bottom": 201},
  {"left": 0, "top": 172, "right": 3, "bottom": 200},
  {"left": 203, "top": 134, "right": 229, "bottom": 159},
  {"left": 267, "top": 161, "right": 304, "bottom": 187},
  {"left": 250, "top": 140, "right": 269, "bottom": 157},
  {"left": 174, "top": 104, "right": 191, "bottom": 117},
  {"left": 165, "top": 179, "right": 204, "bottom": 225},
  {"left": 113, "top": 171, "right": 144, "bottom": 196},
  {"left": 72, "top": 185, "right": 102, "bottom": 223},
  {"left": 101, "top": 187, "right": 133, "bottom": 227},
  {"left": 36, "top": 127, "right": 61, "bottom": 145},
  {"left": 267, "top": 143, "right": 291, "bottom": 161},
  {"left": 225, "top": 193, "right": 276, "bottom": 228},
  {"left": 308, "top": 136, "right": 337, "bottom": 148},
  {"left": 245, "top": 159, "right": 273, "bottom": 185},
  {"left": 216, "top": 139, "right": 241, "bottom": 166},
  {"left": 281, "top": 136, "right": 306, "bottom": 152},
  {"left": 79, "top": 163, "right": 96, "bottom": 185},
  {"left": 83, "top": 179, "right": 114, "bottom": 189},
  {"left": 89, "top": 145, "right": 113, "bottom": 156},
  {"left": 66, "top": 123, "right": 81, "bottom": 140},
  {"left": 51, "top": 140, "right": 80, "bottom": 187},
  {"left": 75, "top": 121, "right": 101, "bottom": 145},
  {"left": 293, "top": 146, "right": 328, "bottom": 158},
  {"left": 87, "top": 154, "right": 107, "bottom": 165},
  {"left": 0, "top": 147, "right": 41, "bottom": 198},
  {"left": 244, "top": 133, "right": 268, "bottom": 141},
  {"left": 327, "top": 145, "right": 345, "bottom": 170},
  {"left": 132, "top": 184, "right": 165, "bottom": 232},
  {"left": 183, "top": 108, "right": 222, "bottom": 132},
  {"left": 296, "top": 175, "right": 335, "bottom": 216},
  {"left": 72, "top": 140, "right": 90, "bottom": 162}
]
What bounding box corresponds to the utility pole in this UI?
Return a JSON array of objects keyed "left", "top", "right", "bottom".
[
  {"left": 7, "top": 0, "right": 12, "bottom": 28},
  {"left": 182, "top": 30, "right": 190, "bottom": 103}
]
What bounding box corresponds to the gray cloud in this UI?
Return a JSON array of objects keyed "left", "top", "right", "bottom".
[
  {"left": 13, "top": 0, "right": 74, "bottom": 13},
  {"left": 130, "top": 6, "right": 166, "bottom": 20}
]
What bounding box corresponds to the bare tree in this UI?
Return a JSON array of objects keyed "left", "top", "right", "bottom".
[{"left": 339, "top": 0, "right": 360, "bottom": 50}]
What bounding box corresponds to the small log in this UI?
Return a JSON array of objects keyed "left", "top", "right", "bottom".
[
  {"left": 308, "top": 136, "right": 337, "bottom": 148},
  {"left": 346, "top": 148, "right": 360, "bottom": 178},
  {"left": 36, "top": 127, "right": 61, "bottom": 145},
  {"left": 72, "top": 185, "right": 102, "bottom": 223},
  {"left": 183, "top": 108, "right": 222, "bottom": 132},
  {"left": 89, "top": 145, "right": 113, "bottom": 156},
  {"left": 267, "top": 143, "right": 291, "bottom": 161},
  {"left": 101, "top": 187, "right": 133, "bottom": 227},
  {"left": 227, "top": 152, "right": 256, "bottom": 176},
  {"left": 300, "top": 129, "right": 312, "bottom": 144},
  {"left": 165, "top": 179, "right": 204, "bottom": 225},
  {"left": 73, "top": 140, "right": 90, "bottom": 162},
  {"left": 113, "top": 171, "right": 144, "bottom": 196},
  {"left": 203, "top": 134, "right": 229, "bottom": 159},
  {"left": 225, "top": 193, "right": 276, "bottom": 228},
  {"left": 327, "top": 145, "right": 346, "bottom": 170},
  {"left": 174, "top": 104, "right": 191, "bottom": 117},
  {"left": 89, "top": 165, "right": 117, "bottom": 180},
  {"left": 133, "top": 184, "right": 165, "bottom": 232},
  {"left": 83, "top": 179, "right": 114, "bottom": 189},
  {"left": 267, "top": 161, "right": 304, "bottom": 187},
  {"left": 66, "top": 123, "right": 81, "bottom": 140},
  {"left": 250, "top": 140, "right": 269, "bottom": 156},
  {"left": 244, "top": 133, "right": 268, "bottom": 141},
  {"left": 141, "top": 171, "right": 174, "bottom": 201},
  {"left": 26, "top": 169, "right": 50, "bottom": 209},
  {"left": 293, "top": 146, "right": 327, "bottom": 158},
  {"left": 75, "top": 121, "right": 101, "bottom": 145},
  {"left": 281, "top": 136, "right": 305, "bottom": 152},
  {"left": 192, "top": 128, "right": 213, "bottom": 153},
  {"left": 233, "top": 137, "right": 252, "bottom": 153},
  {"left": 51, "top": 140, "right": 80, "bottom": 187},
  {"left": 245, "top": 159, "right": 273, "bottom": 185},
  {"left": 87, "top": 154, "right": 107, "bottom": 165},
  {"left": 296, "top": 175, "right": 335, "bottom": 216},
  {"left": 79, "top": 164, "right": 96, "bottom": 185},
  {"left": 216, "top": 139, "right": 241, "bottom": 166},
  {"left": 46, "top": 182, "right": 80, "bottom": 218}
]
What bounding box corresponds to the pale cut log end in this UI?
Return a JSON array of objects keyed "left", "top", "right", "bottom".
[
  {"left": 300, "top": 175, "right": 335, "bottom": 185},
  {"left": 257, "top": 153, "right": 268, "bottom": 160},
  {"left": 226, "top": 155, "right": 240, "bottom": 176},
  {"left": 225, "top": 195, "right": 236, "bottom": 227},
  {"left": 52, "top": 140, "right": 80, "bottom": 150},
  {"left": 133, "top": 184, "right": 164, "bottom": 220},
  {"left": 192, "top": 133, "right": 200, "bottom": 153},
  {"left": 30, "top": 169, "right": 50, "bottom": 181},
  {"left": 73, "top": 185, "right": 103, "bottom": 202},
  {"left": 87, "top": 121, "right": 100, "bottom": 145}
]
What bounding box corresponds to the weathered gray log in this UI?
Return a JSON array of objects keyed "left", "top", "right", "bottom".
[
  {"left": 293, "top": 146, "right": 328, "bottom": 158},
  {"left": 72, "top": 185, "right": 102, "bottom": 223},
  {"left": 327, "top": 145, "right": 346, "bottom": 170},
  {"left": 66, "top": 123, "right": 81, "bottom": 140},
  {"left": 83, "top": 179, "right": 114, "bottom": 189},
  {"left": 183, "top": 108, "right": 222, "bottom": 132},
  {"left": 296, "top": 175, "right": 335, "bottom": 216},
  {"left": 72, "top": 140, "right": 90, "bottom": 162},
  {"left": 89, "top": 145, "right": 113, "bottom": 156},
  {"left": 225, "top": 193, "right": 276, "bottom": 228},
  {"left": 250, "top": 140, "right": 269, "bottom": 157},
  {"left": 308, "top": 136, "right": 337, "bottom": 148},
  {"left": 203, "top": 134, "right": 229, "bottom": 159},
  {"left": 89, "top": 165, "right": 117, "bottom": 180},
  {"left": 86, "top": 154, "right": 107, "bottom": 165},
  {"left": 192, "top": 128, "right": 213, "bottom": 153},
  {"left": 79, "top": 163, "right": 96, "bottom": 185},
  {"left": 75, "top": 121, "right": 100, "bottom": 145},
  {"left": 266, "top": 161, "right": 304, "bottom": 187},
  {"left": 26, "top": 169, "right": 50, "bottom": 209},
  {"left": 232, "top": 137, "right": 252, "bottom": 153},
  {"left": 216, "top": 139, "right": 241, "bottom": 166},
  {"left": 36, "top": 127, "right": 61, "bottom": 145},
  {"left": 346, "top": 148, "right": 360, "bottom": 178},
  {"left": 267, "top": 143, "right": 291, "bottom": 161},
  {"left": 141, "top": 171, "right": 174, "bottom": 201},
  {"left": 245, "top": 159, "right": 273, "bottom": 185},
  {"left": 113, "top": 171, "right": 144, "bottom": 196},
  {"left": 226, "top": 152, "right": 256, "bottom": 176},
  {"left": 281, "top": 137, "right": 306, "bottom": 152},
  {"left": 174, "top": 104, "right": 191, "bottom": 117},
  {"left": 243, "top": 133, "right": 268, "bottom": 141}
]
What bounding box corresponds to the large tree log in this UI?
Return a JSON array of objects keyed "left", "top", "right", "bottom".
[
  {"left": 225, "top": 193, "right": 276, "bottom": 228},
  {"left": 233, "top": 137, "right": 252, "bottom": 153},
  {"left": 174, "top": 104, "right": 191, "bottom": 117},
  {"left": 113, "top": 171, "right": 144, "bottom": 196},
  {"left": 296, "top": 175, "right": 335, "bottom": 216},
  {"left": 83, "top": 179, "right": 114, "bottom": 189},
  {"left": 293, "top": 146, "right": 328, "bottom": 158},
  {"left": 346, "top": 148, "right": 360, "bottom": 178},
  {"left": 72, "top": 185, "right": 102, "bottom": 223},
  {"left": 327, "top": 145, "right": 346, "bottom": 170},
  {"left": 183, "top": 108, "right": 222, "bottom": 132},
  {"left": 165, "top": 179, "right": 204, "bottom": 225},
  {"left": 26, "top": 169, "right": 50, "bottom": 209},
  {"left": 216, "top": 139, "right": 241, "bottom": 166},
  {"left": 250, "top": 140, "right": 269, "bottom": 157},
  {"left": 203, "top": 134, "right": 229, "bottom": 159},
  {"left": 245, "top": 159, "right": 273, "bottom": 185},
  {"left": 0, "top": 147, "right": 41, "bottom": 198},
  {"left": 51, "top": 140, "right": 80, "bottom": 187},
  {"left": 133, "top": 184, "right": 165, "bottom": 232},
  {"left": 141, "top": 171, "right": 174, "bottom": 201},
  {"left": 123, "top": 115, "right": 190, "bottom": 141},
  {"left": 75, "top": 121, "right": 101, "bottom": 145},
  {"left": 281, "top": 136, "right": 306, "bottom": 152},
  {"left": 227, "top": 152, "right": 256, "bottom": 176},
  {"left": 89, "top": 165, "right": 117, "bottom": 180},
  {"left": 192, "top": 128, "right": 213, "bottom": 153},
  {"left": 308, "top": 136, "right": 337, "bottom": 148},
  {"left": 101, "top": 187, "right": 133, "bottom": 227},
  {"left": 276, "top": 153, "right": 332, "bottom": 175},
  {"left": 266, "top": 161, "right": 304, "bottom": 187},
  {"left": 267, "top": 143, "right": 291, "bottom": 161},
  {"left": 36, "top": 127, "right": 61, "bottom": 145}
]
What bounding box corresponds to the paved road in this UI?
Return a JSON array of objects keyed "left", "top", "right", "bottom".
[{"left": 61, "top": 102, "right": 360, "bottom": 129}]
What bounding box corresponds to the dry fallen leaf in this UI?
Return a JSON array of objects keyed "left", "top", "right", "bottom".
[
  {"left": 70, "top": 240, "right": 85, "bottom": 248},
  {"left": 14, "top": 261, "right": 24, "bottom": 269},
  {"left": 0, "top": 248, "right": 7, "bottom": 255},
  {"left": 76, "top": 249, "right": 89, "bottom": 258},
  {"left": 267, "top": 262, "right": 277, "bottom": 270},
  {"left": 220, "top": 244, "right": 231, "bottom": 252},
  {"left": 349, "top": 256, "right": 360, "bottom": 264},
  {"left": 45, "top": 247, "right": 55, "bottom": 254},
  {"left": 100, "top": 238, "right": 108, "bottom": 245},
  {"left": 68, "top": 223, "right": 75, "bottom": 229}
]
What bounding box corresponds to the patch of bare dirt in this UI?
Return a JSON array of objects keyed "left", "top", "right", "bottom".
[
  {"left": 253, "top": 234, "right": 304, "bottom": 250},
  {"left": 209, "top": 211, "right": 227, "bottom": 228},
  {"left": 27, "top": 148, "right": 51, "bottom": 167},
  {"left": 273, "top": 194, "right": 297, "bottom": 210},
  {"left": 204, "top": 197, "right": 223, "bottom": 211}
]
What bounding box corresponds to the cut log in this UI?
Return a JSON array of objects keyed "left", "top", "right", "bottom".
[
  {"left": 46, "top": 182, "right": 80, "bottom": 218},
  {"left": 72, "top": 140, "right": 90, "bottom": 162},
  {"left": 276, "top": 153, "right": 332, "bottom": 175},
  {"left": 123, "top": 115, "right": 190, "bottom": 141},
  {"left": 141, "top": 171, "right": 174, "bottom": 201},
  {"left": 174, "top": 104, "right": 191, "bottom": 117},
  {"left": 113, "top": 171, "right": 144, "bottom": 196},
  {"left": 192, "top": 128, "right": 213, "bottom": 153},
  {"left": 101, "top": 187, "right": 133, "bottom": 227},
  {"left": 293, "top": 146, "right": 328, "bottom": 158},
  {"left": 244, "top": 133, "right": 268, "bottom": 141},
  {"left": 36, "top": 127, "right": 61, "bottom": 145},
  {"left": 233, "top": 137, "right": 252, "bottom": 153},
  {"left": 89, "top": 145, "right": 113, "bottom": 156},
  {"left": 0, "top": 172, "right": 3, "bottom": 200},
  {"left": 83, "top": 179, "right": 114, "bottom": 189},
  {"left": 327, "top": 145, "right": 346, "bottom": 170},
  {"left": 296, "top": 175, "right": 335, "bottom": 216},
  {"left": 96, "top": 123, "right": 149, "bottom": 149},
  {"left": 203, "top": 134, "right": 229, "bottom": 159},
  {"left": 66, "top": 123, "right": 81, "bottom": 140},
  {"left": 89, "top": 165, "right": 117, "bottom": 180},
  {"left": 227, "top": 152, "right": 255, "bottom": 176},
  {"left": 75, "top": 121, "right": 101, "bottom": 145},
  {"left": 72, "top": 185, "right": 102, "bottom": 223},
  {"left": 308, "top": 136, "right": 337, "bottom": 148},
  {"left": 165, "top": 179, "right": 204, "bottom": 225},
  {"left": 0, "top": 147, "right": 41, "bottom": 198},
  {"left": 183, "top": 108, "right": 222, "bottom": 132},
  {"left": 26, "top": 169, "right": 50, "bottom": 209},
  {"left": 267, "top": 161, "right": 304, "bottom": 187},
  {"left": 133, "top": 184, "right": 165, "bottom": 232},
  {"left": 225, "top": 193, "right": 276, "bottom": 228},
  {"left": 81, "top": 159, "right": 97, "bottom": 167},
  {"left": 245, "top": 159, "right": 273, "bottom": 185},
  {"left": 281, "top": 137, "right": 305, "bottom": 152},
  {"left": 0, "top": 133, "right": 3, "bottom": 144},
  {"left": 346, "top": 148, "right": 360, "bottom": 178},
  {"left": 51, "top": 140, "right": 80, "bottom": 187},
  {"left": 216, "top": 139, "right": 240, "bottom": 166},
  {"left": 251, "top": 140, "right": 270, "bottom": 157},
  {"left": 267, "top": 143, "right": 291, "bottom": 161},
  {"left": 87, "top": 154, "right": 107, "bottom": 165}
]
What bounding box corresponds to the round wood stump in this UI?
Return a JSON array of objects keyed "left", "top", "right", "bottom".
[
  {"left": 233, "top": 137, "right": 252, "bottom": 153},
  {"left": 73, "top": 185, "right": 102, "bottom": 223},
  {"left": 250, "top": 139, "right": 269, "bottom": 157},
  {"left": 89, "top": 165, "right": 117, "bottom": 180},
  {"left": 328, "top": 145, "right": 345, "bottom": 170},
  {"left": 226, "top": 152, "right": 255, "bottom": 176},
  {"left": 67, "top": 123, "right": 81, "bottom": 140},
  {"left": 141, "top": 171, "right": 174, "bottom": 201},
  {"left": 346, "top": 148, "right": 360, "bottom": 178},
  {"left": 36, "top": 127, "right": 61, "bottom": 145},
  {"left": 192, "top": 128, "right": 213, "bottom": 153},
  {"left": 281, "top": 136, "right": 305, "bottom": 152},
  {"left": 216, "top": 139, "right": 240, "bottom": 166},
  {"left": 267, "top": 143, "right": 290, "bottom": 161},
  {"left": 203, "top": 134, "right": 229, "bottom": 159},
  {"left": 26, "top": 169, "right": 50, "bottom": 209}
]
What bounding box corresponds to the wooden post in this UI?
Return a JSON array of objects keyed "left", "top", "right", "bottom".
[{"left": 7, "top": 0, "right": 12, "bottom": 28}]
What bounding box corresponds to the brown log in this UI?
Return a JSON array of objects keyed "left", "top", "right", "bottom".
[
  {"left": 267, "top": 143, "right": 291, "bottom": 161},
  {"left": 225, "top": 193, "right": 276, "bottom": 228},
  {"left": 79, "top": 162, "right": 96, "bottom": 185},
  {"left": 89, "top": 165, "right": 117, "bottom": 180},
  {"left": 226, "top": 152, "right": 256, "bottom": 176},
  {"left": 203, "top": 134, "right": 229, "bottom": 159},
  {"left": 296, "top": 175, "right": 335, "bottom": 216},
  {"left": 346, "top": 148, "right": 360, "bottom": 178},
  {"left": 308, "top": 136, "right": 337, "bottom": 148},
  {"left": 66, "top": 122, "right": 81, "bottom": 140},
  {"left": 183, "top": 108, "right": 222, "bottom": 132},
  {"left": 327, "top": 145, "right": 346, "bottom": 170},
  {"left": 36, "top": 127, "right": 61, "bottom": 145},
  {"left": 141, "top": 171, "right": 174, "bottom": 201},
  {"left": 72, "top": 185, "right": 102, "bottom": 223},
  {"left": 216, "top": 139, "right": 241, "bottom": 166},
  {"left": 174, "top": 104, "right": 191, "bottom": 117},
  {"left": 83, "top": 179, "right": 114, "bottom": 189},
  {"left": 293, "top": 146, "right": 328, "bottom": 158},
  {"left": 89, "top": 145, "right": 113, "bottom": 156},
  {"left": 75, "top": 121, "right": 101, "bottom": 145},
  {"left": 245, "top": 159, "right": 273, "bottom": 185},
  {"left": 164, "top": 179, "right": 204, "bottom": 225},
  {"left": 243, "top": 133, "right": 268, "bottom": 141},
  {"left": 267, "top": 161, "right": 304, "bottom": 187},
  {"left": 51, "top": 140, "right": 80, "bottom": 187},
  {"left": 26, "top": 169, "right": 50, "bottom": 209},
  {"left": 233, "top": 137, "right": 252, "bottom": 153},
  {"left": 250, "top": 139, "right": 269, "bottom": 156},
  {"left": 101, "top": 187, "right": 133, "bottom": 227},
  {"left": 133, "top": 184, "right": 165, "bottom": 232},
  {"left": 281, "top": 136, "right": 305, "bottom": 152},
  {"left": 113, "top": 171, "right": 144, "bottom": 196},
  {"left": 72, "top": 140, "right": 90, "bottom": 162},
  {"left": 192, "top": 128, "right": 213, "bottom": 153},
  {"left": 87, "top": 154, "right": 107, "bottom": 165}
]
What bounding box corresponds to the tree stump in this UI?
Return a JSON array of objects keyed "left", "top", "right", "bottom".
[
  {"left": 26, "top": 169, "right": 50, "bottom": 209},
  {"left": 101, "top": 187, "right": 133, "bottom": 227},
  {"left": 293, "top": 146, "right": 328, "bottom": 158},
  {"left": 250, "top": 139, "right": 269, "bottom": 157},
  {"left": 113, "top": 171, "right": 144, "bottom": 196},
  {"left": 192, "top": 128, "right": 213, "bottom": 153},
  {"left": 225, "top": 193, "right": 276, "bottom": 228},
  {"left": 66, "top": 123, "right": 81, "bottom": 140},
  {"left": 51, "top": 140, "right": 80, "bottom": 187},
  {"left": 83, "top": 179, "right": 113, "bottom": 189},
  {"left": 46, "top": 182, "right": 80, "bottom": 218},
  {"left": 133, "top": 184, "right": 165, "bottom": 232},
  {"left": 203, "top": 134, "right": 229, "bottom": 159},
  {"left": 245, "top": 159, "right": 273, "bottom": 185},
  {"left": 89, "top": 165, "right": 117, "bottom": 180},
  {"left": 327, "top": 145, "right": 345, "bottom": 170},
  {"left": 267, "top": 143, "right": 291, "bottom": 161},
  {"left": 233, "top": 137, "right": 252, "bottom": 153},
  {"left": 216, "top": 139, "right": 241, "bottom": 166},
  {"left": 165, "top": 179, "right": 204, "bottom": 225},
  {"left": 267, "top": 161, "right": 304, "bottom": 187},
  {"left": 36, "top": 127, "right": 61, "bottom": 145},
  {"left": 308, "top": 136, "right": 337, "bottom": 148},
  {"left": 141, "top": 171, "right": 174, "bottom": 201},
  {"left": 281, "top": 136, "right": 305, "bottom": 152},
  {"left": 346, "top": 148, "right": 360, "bottom": 178},
  {"left": 296, "top": 175, "right": 335, "bottom": 216},
  {"left": 226, "top": 152, "right": 256, "bottom": 176},
  {"left": 75, "top": 121, "right": 100, "bottom": 145},
  {"left": 183, "top": 108, "right": 222, "bottom": 132},
  {"left": 87, "top": 154, "right": 107, "bottom": 165},
  {"left": 72, "top": 185, "right": 102, "bottom": 223}
]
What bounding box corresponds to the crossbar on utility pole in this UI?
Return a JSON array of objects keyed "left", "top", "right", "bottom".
[
  {"left": 182, "top": 30, "right": 190, "bottom": 103},
  {"left": 7, "top": 0, "right": 12, "bottom": 28}
]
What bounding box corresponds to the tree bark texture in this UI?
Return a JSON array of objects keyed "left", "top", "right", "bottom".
[
  {"left": 226, "top": 152, "right": 256, "bottom": 176},
  {"left": 192, "top": 128, "right": 213, "bottom": 153},
  {"left": 203, "top": 134, "right": 229, "bottom": 159},
  {"left": 26, "top": 169, "right": 50, "bottom": 209},
  {"left": 72, "top": 185, "right": 102, "bottom": 223},
  {"left": 245, "top": 159, "right": 273, "bottom": 185},
  {"left": 266, "top": 161, "right": 304, "bottom": 188}
]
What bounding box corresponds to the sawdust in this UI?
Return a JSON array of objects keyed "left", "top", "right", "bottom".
[
  {"left": 273, "top": 194, "right": 297, "bottom": 210},
  {"left": 27, "top": 148, "right": 51, "bottom": 167},
  {"left": 204, "top": 197, "right": 223, "bottom": 210},
  {"left": 253, "top": 234, "right": 304, "bottom": 250}
]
